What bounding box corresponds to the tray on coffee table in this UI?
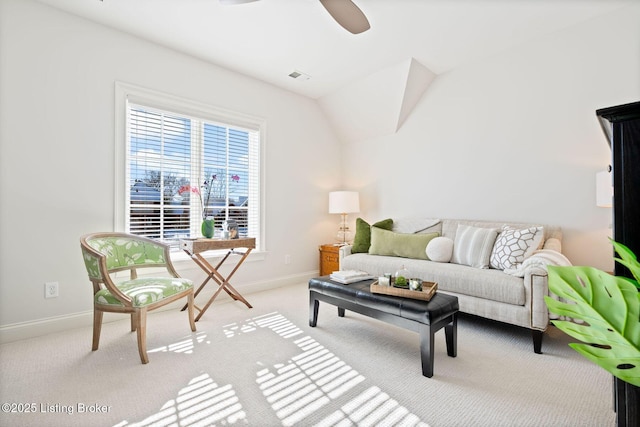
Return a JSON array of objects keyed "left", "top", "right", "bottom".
[{"left": 370, "top": 281, "right": 438, "bottom": 301}]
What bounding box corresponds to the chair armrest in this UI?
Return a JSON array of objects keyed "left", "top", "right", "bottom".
[{"left": 96, "top": 255, "right": 134, "bottom": 305}]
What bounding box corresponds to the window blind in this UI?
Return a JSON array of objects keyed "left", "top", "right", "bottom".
[{"left": 126, "top": 101, "right": 261, "bottom": 250}]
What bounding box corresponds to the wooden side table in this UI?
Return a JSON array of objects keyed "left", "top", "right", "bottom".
[
  {"left": 180, "top": 237, "right": 255, "bottom": 321},
  {"left": 319, "top": 244, "right": 341, "bottom": 276}
]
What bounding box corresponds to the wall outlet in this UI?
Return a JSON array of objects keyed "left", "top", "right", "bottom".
[
  {"left": 284, "top": 254, "right": 291, "bottom": 265},
  {"left": 45, "top": 282, "right": 59, "bottom": 298}
]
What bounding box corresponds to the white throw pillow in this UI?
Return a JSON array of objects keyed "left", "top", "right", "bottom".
[
  {"left": 490, "top": 226, "right": 544, "bottom": 270},
  {"left": 451, "top": 225, "right": 499, "bottom": 269},
  {"left": 426, "top": 237, "right": 454, "bottom": 263}
]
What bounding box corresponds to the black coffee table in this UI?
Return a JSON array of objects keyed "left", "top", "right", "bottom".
[{"left": 309, "top": 276, "right": 459, "bottom": 378}]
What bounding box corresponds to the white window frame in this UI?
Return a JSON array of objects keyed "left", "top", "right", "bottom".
[{"left": 114, "top": 82, "right": 266, "bottom": 262}]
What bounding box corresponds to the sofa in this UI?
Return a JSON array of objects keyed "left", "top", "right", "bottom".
[{"left": 339, "top": 217, "right": 569, "bottom": 353}]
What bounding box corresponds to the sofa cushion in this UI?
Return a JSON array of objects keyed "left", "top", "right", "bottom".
[
  {"left": 369, "top": 228, "right": 439, "bottom": 260},
  {"left": 490, "top": 226, "right": 544, "bottom": 270},
  {"left": 441, "top": 219, "right": 559, "bottom": 242},
  {"left": 95, "top": 277, "right": 193, "bottom": 307},
  {"left": 341, "top": 253, "right": 525, "bottom": 306},
  {"left": 426, "top": 237, "right": 454, "bottom": 263},
  {"left": 351, "top": 217, "right": 393, "bottom": 253},
  {"left": 392, "top": 217, "right": 441, "bottom": 234},
  {"left": 451, "top": 225, "right": 499, "bottom": 269}
]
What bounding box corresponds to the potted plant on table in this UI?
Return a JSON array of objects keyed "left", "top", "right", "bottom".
[
  {"left": 178, "top": 179, "right": 215, "bottom": 238},
  {"left": 178, "top": 172, "right": 241, "bottom": 239}
]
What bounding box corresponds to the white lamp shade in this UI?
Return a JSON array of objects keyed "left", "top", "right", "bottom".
[
  {"left": 329, "top": 191, "right": 360, "bottom": 214},
  {"left": 596, "top": 170, "right": 613, "bottom": 208}
]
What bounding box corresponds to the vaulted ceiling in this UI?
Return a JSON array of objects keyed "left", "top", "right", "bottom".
[{"left": 35, "top": 0, "right": 634, "bottom": 100}]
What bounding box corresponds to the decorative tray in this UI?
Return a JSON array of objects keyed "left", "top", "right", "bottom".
[{"left": 370, "top": 281, "right": 438, "bottom": 301}]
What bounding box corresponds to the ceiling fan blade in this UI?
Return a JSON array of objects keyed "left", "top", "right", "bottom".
[
  {"left": 219, "top": 0, "right": 259, "bottom": 5},
  {"left": 319, "top": 0, "right": 370, "bottom": 34}
]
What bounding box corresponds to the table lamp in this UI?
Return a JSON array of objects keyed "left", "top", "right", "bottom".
[{"left": 329, "top": 191, "right": 360, "bottom": 245}]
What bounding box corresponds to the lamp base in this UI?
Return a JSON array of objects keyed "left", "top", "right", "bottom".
[
  {"left": 336, "top": 228, "right": 352, "bottom": 245},
  {"left": 336, "top": 213, "right": 352, "bottom": 245}
]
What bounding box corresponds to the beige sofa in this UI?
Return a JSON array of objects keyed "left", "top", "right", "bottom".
[{"left": 339, "top": 218, "right": 566, "bottom": 353}]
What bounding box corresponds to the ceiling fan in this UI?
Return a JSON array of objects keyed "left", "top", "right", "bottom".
[{"left": 219, "top": 0, "right": 371, "bottom": 34}]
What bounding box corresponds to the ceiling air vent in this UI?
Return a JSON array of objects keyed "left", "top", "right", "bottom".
[{"left": 288, "top": 70, "right": 311, "bottom": 80}]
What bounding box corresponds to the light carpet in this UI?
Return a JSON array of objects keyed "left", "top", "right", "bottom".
[{"left": 0, "top": 282, "right": 615, "bottom": 427}]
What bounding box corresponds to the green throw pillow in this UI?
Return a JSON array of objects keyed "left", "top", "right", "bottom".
[
  {"left": 351, "top": 218, "right": 393, "bottom": 253},
  {"left": 369, "top": 228, "right": 439, "bottom": 260}
]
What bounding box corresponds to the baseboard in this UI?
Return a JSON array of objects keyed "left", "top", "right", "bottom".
[{"left": 0, "top": 271, "right": 317, "bottom": 344}]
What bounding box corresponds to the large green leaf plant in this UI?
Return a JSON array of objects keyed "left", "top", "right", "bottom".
[{"left": 545, "top": 241, "right": 640, "bottom": 387}]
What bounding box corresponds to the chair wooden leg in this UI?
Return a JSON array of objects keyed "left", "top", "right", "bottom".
[
  {"left": 187, "top": 292, "right": 196, "bottom": 332},
  {"left": 130, "top": 313, "right": 137, "bottom": 332},
  {"left": 136, "top": 308, "right": 149, "bottom": 364},
  {"left": 92, "top": 308, "right": 103, "bottom": 351}
]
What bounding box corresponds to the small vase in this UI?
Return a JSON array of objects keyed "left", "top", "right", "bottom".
[{"left": 201, "top": 218, "right": 215, "bottom": 238}]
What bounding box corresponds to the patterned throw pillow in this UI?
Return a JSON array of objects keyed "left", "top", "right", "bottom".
[
  {"left": 451, "top": 225, "right": 499, "bottom": 269},
  {"left": 490, "top": 226, "right": 544, "bottom": 270}
]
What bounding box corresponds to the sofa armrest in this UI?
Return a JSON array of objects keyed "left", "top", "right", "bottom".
[
  {"left": 519, "top": 248, "right": 572, "bottom": 330},
  {"left": 524, "top": 271, "right": 550, "bottom": 330},
  {"left": 543, "top": 237, "right": 562, "bottom": 253},
  {"left": 504, "top": 249, "right": 570, "bottom": 278},
  {"left": 339, "top": 245, "right": 352, "bottom": 268}
]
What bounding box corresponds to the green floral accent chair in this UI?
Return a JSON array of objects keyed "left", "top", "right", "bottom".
[{"left": 80, "top": 232, "right": 196, "bottom": 364}]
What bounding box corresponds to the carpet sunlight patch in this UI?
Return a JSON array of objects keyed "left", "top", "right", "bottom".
[{"left": 116, "top": 311, "right": 428, "bottom": 426}]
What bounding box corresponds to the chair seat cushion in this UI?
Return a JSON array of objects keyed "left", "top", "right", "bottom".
[{"left": 95, "top": 277, "right": 193, "bottom": 307}]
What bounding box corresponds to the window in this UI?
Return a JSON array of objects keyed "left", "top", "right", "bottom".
[{"left": 116, "top": 83, "right": 263, "bottom": 252}]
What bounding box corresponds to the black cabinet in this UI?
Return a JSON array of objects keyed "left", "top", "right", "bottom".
[
  {"left": 596, "top": 101, "right": 640, "bottom": 427},
  {"left": 597, "top": 101, "right": 640, "bottom": 278}
]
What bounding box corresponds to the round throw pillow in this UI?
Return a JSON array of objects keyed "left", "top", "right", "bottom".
[{"left": 426, "top": 236, "right": 454, "bottom": 263}]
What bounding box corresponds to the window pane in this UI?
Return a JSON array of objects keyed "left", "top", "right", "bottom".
[
  {"left": 204, "top": 124, "right": 227, "bottom": 167},
  {"left": 229, "top": 129, "right": 249, "bottom": 169},
  {"left": 126, "top": 101, "right": 260, "bottom": 250}
]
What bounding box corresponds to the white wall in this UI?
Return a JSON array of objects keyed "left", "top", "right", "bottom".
[
  {"left": 341, "top": 4, "right": 640, "bottom": 271},
  {"left": 0, "top": 0, "right": 342, "bottom": 337},
  {"left": 1, "top": 0, "right": 638, "bottom": 341}
]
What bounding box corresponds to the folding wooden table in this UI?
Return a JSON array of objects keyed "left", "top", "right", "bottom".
[{"left": 180, "top": 237, "right": 255, "bottom": 321}]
